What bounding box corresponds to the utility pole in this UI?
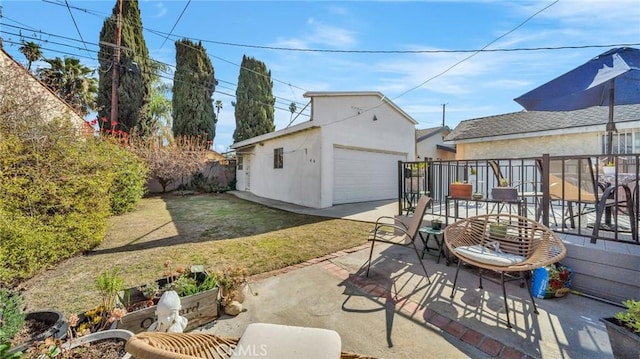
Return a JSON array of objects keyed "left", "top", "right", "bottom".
[
  {"left": 441, "top": 103, "right": 446, "bottom": 127},
  {"left": 110, "top": 0, "right": 123, "bottom": 130}
]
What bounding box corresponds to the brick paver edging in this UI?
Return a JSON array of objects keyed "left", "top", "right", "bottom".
[{"left": 248, "top": 245, "right": 534, "bottom": 359}]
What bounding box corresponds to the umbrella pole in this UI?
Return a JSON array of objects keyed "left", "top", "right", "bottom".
[{"left": 606, "top": 79, "right": 616, "bottom": 160}]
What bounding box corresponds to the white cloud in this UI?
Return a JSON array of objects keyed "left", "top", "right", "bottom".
[
  {"left": 271, "top": 17, "right": 357, "bottom": 51},
  {"left": 152, "top": 3, "right": 168, "bottom": 18},
  {"left": 306, "top": 18, "right": 357, "bottom": 48}
]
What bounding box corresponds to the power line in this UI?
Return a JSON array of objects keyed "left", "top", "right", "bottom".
[
  {"left": 64, "top": 0, "right": 90, "bottom": 54},
  {"left": 143, "top": 21, "right": 639, "bottom": 55},
  {"left": 3, "top": 20, "right": 311, "bottom": 106},
  {"left": 159, "top": 0, "right": 191, "bottom": 49},
  {"left": 311, "top": 0, "right": 565, "bottom": 130},
  {"left": 2, "top": 23, "right": 99, "bottom": 50},
  {"left": 1, "top": 37, "right": 311, "bottom": 119},
  {"left": 393, "top": 0, "right": 561, "bottom": 101},
  {"left": 1, "top": 25, "right": 310, "bottom": 111},
  {"left": 42, "top": 0, "right": 104, "bottom": 17},
  {"left": 24, "top": 1, "right": 314, "bottom": 97},
  {"left": 32, "top": 1, "right": 640, "bottom": 55},
  {"left": 6, "top": 0, "right": 638, "bottom": 122},
  {"left": 8, "top": 2, "right": 639, "bottom": 114},
  {"left": 148, "top": 28, "right": 311, "bottom": 94}
]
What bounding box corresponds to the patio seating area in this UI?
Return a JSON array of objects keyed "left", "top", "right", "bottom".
[
  {"left": 444, "top": 213, "right": 567, "bottom": 329},
  {"left": 399, "top": 155, "right": 640, "bottom": 304},
  {"left": 221, "top": 191, "right": 630, "bottom": 358},
  {"left": 199, "top": 227, "right": 621, "bottom": 358},
  {"left": 400, "top": 154, "right": 640, "bottom": 244}
]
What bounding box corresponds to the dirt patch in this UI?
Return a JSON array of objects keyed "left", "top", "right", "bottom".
[
  {"left": 10, "top": 318, "right": 50, "bottom": 348},
  {"left": 65, "top": 339, "right": 126, "bottom": 359},
  {"left": 21, "top": 338, "right": 126, "bottom": 359}
]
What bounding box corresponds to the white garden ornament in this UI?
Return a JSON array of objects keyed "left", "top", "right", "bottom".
[{"left": 147, "top": 290, "right": 188, "bottom": 333}]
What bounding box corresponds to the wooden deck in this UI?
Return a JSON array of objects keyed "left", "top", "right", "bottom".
[{"left": 426, "top": 200, "right": 640, "bottom": 303}]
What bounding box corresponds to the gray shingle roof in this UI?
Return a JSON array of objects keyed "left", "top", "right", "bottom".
[
  {"left": 416, "top": 126, "right": 450, "bottom": 141},
  {"left": 446, "top": 104, "right": 640, "bottom": 142}
]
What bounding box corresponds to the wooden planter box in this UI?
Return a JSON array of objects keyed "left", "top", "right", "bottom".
[
  {"left": 117, "top": 275, "right": 219, "bottom": 334},
  {"left": 449, "top": 183, "right": 472, "bottom": 199}
]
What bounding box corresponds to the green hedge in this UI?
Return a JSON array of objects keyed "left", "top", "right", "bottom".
[
  {"left": 101, "top": 138, "right": 149, "bottom": 215},
  {"left": 0, "top": 120, "right": 148, "bottom": 285}
]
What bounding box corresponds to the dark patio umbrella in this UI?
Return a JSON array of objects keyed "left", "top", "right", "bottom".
[{"left": 514, "top": 47, "right": 640, "bottom": 155}]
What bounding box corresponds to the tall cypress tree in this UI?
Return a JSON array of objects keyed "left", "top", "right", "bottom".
[
  {"left": 97, "top": 0, "right": 152, "bottom": 135},
  {"left": 233, "top": 55, "right": 275, "bottom": 143},
  {"left": 172, "top": 39, "right": 216, "bottom": 143}
]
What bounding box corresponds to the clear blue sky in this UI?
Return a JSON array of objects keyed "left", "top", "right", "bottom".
[{"left": 1, "top": 0, "right": 639, "bottom": 153}]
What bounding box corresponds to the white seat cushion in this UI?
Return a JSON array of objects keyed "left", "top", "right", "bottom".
[
  {"left": 455, "top": 244, "right": 525, "bottom": 266},
  {"left": 230, "top": 323, "right": 341, "bottom": 359}
]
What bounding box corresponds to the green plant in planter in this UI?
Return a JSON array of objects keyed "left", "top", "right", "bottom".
[
  {"left": 0, "top": 335, "right": 22, "bottom": 359},
  {"left": 139, "top": 281, "right": 159, "bottom": 300},
  {"left": 172, "top": 275, "right": 199, "bottom": 297},
  {"left": 492, "top": 178, "right": 518, "bottom": 201},
  {"left": 159, "top": 263, "right": 217, "bottom": 297},
  {"left": 489, "top": 223, "right": 508, "bottom": 238},
  {"left": 0, "top": 289, "right": 25, "bottom": 342},
  {"left": 119, "top": 262, "right": 219, "bottom": 314},
  {"left": 214, "top": 266, "right": 248, "bottom": 304},
  {"left": 72, "top": 268, "right": 126, "bottom": 335},
  {"left": 96, "top": 268, "right": 124, "bottom": 312},
  {"left": 615, "top": 299, "right": 640, "bottom": 334},
  {"left": 197, "top": 273, "right": 218, "bottom": 292}
]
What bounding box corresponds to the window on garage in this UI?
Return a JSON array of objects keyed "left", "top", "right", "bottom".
[
  {"left": 274, "top": 147, "right": 283, "bottom": 169},
  {"left": 237, "top": 155, "right": 243, "bottom": 170}
]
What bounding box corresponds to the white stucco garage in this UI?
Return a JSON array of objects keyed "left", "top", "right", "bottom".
[
  {"left": 333, "top": 147, "right": 405, "bottom": 204},
  {"left": 231, "top": 91, "right": 417, "bottom": 208}
]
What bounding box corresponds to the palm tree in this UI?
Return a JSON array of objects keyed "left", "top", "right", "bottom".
[
  {"left": 149, "top": 78, "right": 173, "bottom": 142},
  {"left": 215, "top": 100, "right": 223, "bottom": 117},
  {"left": 18, "top": 41, "right": 43, "bottom": 71},
  {"left": 37, "top": 57, "right": 98, "bottom": 116},
  {"left": 286, "top": 102, "right": 297, "bottom": 127},
  {"left": 289, "top": 102, "right": 297, "bottom": 117}
]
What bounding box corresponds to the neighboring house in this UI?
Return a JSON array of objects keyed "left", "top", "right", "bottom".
[
  {"left": 204, "top": 149, "right": 229, "bottom": 164},
  {"left": 0, "top": 47, "right": 84, "bottom": 129},
  {"left": 415, "top": 126, "right": 456, "bottom": 161},
  {"left": 231, "top": 91, "right": 418, "bottom": 208},
  {"left": 445, "top": 104, "right": 640, "bottom": 159}
]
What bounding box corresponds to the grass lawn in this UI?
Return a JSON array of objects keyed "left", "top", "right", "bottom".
[{"left": 18, "top": 193, "right": 372, "bottom": 315}]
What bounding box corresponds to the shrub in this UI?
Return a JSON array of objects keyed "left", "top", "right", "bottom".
[
  {"left": 0, "top": 209, "right": 66, "bottom": 284},
  {"left": 0, "top": 288, "right": 25, "bottom": 342},
  {"left": 100, "top": 138, "right": 149, "bottom": 215},
  {"left": 0, "top": 119, "right": 133, "bottom": 284},
  {"left": 615, "top": 299, "right": 640, "bottom": 334},
  {"left": 131, "top": 135, "right": 208, "bottom": 193},
  {"left": 185, "top": 170, "right": 232, "bottom": 193},
  {"left": 0, "top": 64, "right": 150, "bottom": 284}
]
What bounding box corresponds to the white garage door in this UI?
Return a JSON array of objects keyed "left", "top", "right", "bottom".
[{"left": 333, "top": 148, "right": 406, "bottom": 204}]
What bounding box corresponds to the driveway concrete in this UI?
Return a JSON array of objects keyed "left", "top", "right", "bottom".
[{"left": 195, "top": 192, "right": 620, "bottom": 359}]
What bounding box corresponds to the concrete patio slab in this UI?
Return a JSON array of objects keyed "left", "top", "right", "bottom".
[{"left": 208, "top": 192, "right": 622, "bottom": 358}]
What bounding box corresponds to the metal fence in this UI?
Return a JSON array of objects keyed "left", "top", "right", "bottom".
[{"left": 398, "top": 154, "right": 640, "bottom": 244}]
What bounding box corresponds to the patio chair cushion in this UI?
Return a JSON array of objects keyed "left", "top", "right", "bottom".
[
  {"left": 230, "top": 323, "right": 341, "bottom": 359},
  {"left": 454, "top": 244, "right": 525, "bottom": 266}
]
